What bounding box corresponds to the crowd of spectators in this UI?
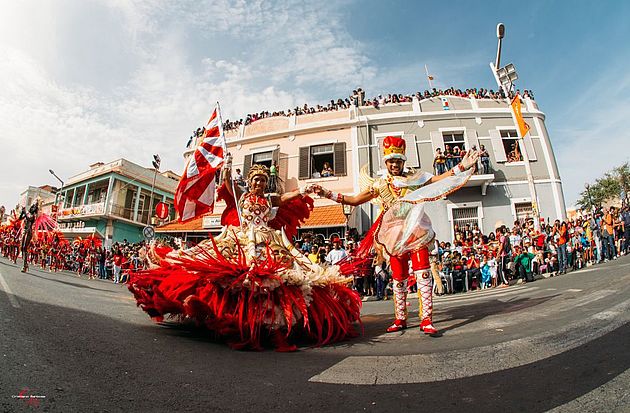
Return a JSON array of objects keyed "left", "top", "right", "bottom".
[
  {"left": 184, "top": 87, "right": 535, "bottom": 138},
  {"left": 293, "top": 205, "right": 629, "bottom": 300},
  {"left": 0, "top": 235, "right": 151, "bottom": 284},
  {"left": 433, "top": 144, "right": 493, "bottom": 175}
]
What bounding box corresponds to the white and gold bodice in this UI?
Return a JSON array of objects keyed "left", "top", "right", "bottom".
[{"left": 239, "top": 192, "right": 272, "bottom": 232}]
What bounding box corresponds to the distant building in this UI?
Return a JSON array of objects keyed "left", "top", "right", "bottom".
[
  {"left": 164, "top": 92, "right": 565, "bottom": 243},
  {"left": 55, "top": 159, "right": 178, "bottom": 246},
  {"left": 20, "top": 185, "right": 58, "bottom": 215}
]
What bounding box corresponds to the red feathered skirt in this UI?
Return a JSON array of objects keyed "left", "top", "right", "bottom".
[{"left": 128, "top": 239, "right": 362, "bottom": 351}]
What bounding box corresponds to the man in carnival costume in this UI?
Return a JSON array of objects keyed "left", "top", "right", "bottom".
[{"left": 316, "top": 136, "right": 478, "bottom": 335}]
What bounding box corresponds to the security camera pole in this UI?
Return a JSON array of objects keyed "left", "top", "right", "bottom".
[{"left": 489, "top": 23, "right": 541, "bottom": 230}]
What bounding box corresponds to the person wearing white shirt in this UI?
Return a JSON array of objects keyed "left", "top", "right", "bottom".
[{"left": 326, "top": 242, "right": 348, "bottom": 265}]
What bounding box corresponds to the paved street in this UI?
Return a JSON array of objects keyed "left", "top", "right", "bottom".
[{"left": 1, "top": 256, "right": 629, "bottom": 412}]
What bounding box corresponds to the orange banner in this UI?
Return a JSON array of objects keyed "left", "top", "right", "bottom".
[{"left": 510, "top": 94, "right": 530, "bottom": 137}]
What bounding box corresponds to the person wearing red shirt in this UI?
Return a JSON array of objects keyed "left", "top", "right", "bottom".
[{"left": 113, "top": 249, "right": 123, "bottom": 283}]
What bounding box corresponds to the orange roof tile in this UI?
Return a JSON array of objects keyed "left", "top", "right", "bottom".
[
  {"left": 301, "top": 205, "right": 347, "bottom": 228},
  {"left": 156, "top": 213, "right": 217, "bottom": 233},
  {"left": 156, "top": 205, "right": 346, "bottom": 233}
]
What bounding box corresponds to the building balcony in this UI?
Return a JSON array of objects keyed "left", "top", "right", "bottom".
[
  {"left": 58, "top": 202, "right": 152, "bottom": 227},
  {"left": 58, "top": 202, "right": 106, "bottom": 219},
  {"left": 463, "top": 173, "right": 495, "bottom": 195}
]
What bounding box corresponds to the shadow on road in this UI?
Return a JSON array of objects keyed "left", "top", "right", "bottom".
[{"left": 26, "top": 272, "right": 115, "bottom": 293}]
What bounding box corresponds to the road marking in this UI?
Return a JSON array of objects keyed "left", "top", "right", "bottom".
[
  {"left": 0, "top": 270, "right": 21, "bottom": 308},
  {"left": 546, "top": 288, "right": 557, "bottom": 291},
  {"left": 566, "top": 288, "right": 583, "bottom": 292},
  {"left": 309, "top": 299, "right": 630, "bottom": 385}
]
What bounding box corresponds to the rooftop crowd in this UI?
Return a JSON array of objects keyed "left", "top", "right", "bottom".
[{"left": 185, "top": 87, "right": 535, "bottom": 140}]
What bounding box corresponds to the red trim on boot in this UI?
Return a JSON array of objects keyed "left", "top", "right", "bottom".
[{"left": 386, "top": 319, "right": 407, "bottom": 333}]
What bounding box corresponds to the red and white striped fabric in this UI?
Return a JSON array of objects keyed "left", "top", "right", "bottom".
[{"left": 175, "top": 106, "right": 226, "bottom": 222}]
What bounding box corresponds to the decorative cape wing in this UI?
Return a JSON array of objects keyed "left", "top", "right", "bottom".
[{"left": 358, "top": 164, "right": 378, "bottom": 205}]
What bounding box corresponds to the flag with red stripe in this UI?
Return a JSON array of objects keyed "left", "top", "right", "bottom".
[{"left": 175, "top": 105, "right": 226, "bottom": 222}]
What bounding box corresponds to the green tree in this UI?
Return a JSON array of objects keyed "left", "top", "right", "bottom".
[{"left": 577, "top": 162, "right": 630, "bottom": 210}]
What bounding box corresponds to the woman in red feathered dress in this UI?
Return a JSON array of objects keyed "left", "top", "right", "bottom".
[{"left": 128, "top": 162, "right": 362, "bottom": 351}]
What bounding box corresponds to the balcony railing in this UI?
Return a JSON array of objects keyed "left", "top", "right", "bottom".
[{"left": 58, "top": 202, "right": 105, "bottom": 219}]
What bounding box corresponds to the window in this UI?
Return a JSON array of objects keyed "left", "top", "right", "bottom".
[
  {"left": 514, "top": 202, "right": 533, "bottom": 224},
  {"left": 252, "top": 151, "right": 273, "bottom": 168},
  {"left": 442, "top": 132, "right": 466, "bottom": 151},
  {"left": 311, "top": 144, "right": 334, "bottom": 178},
  {"left": 299, "top": 143, "right": 346, "bottom": 180},
  {"left": 73, "top": 187, "right": 85, "bottom": 206},
  {"left": 450, "top": 205, "right": 482, "bottom": 240},
  {"left": 501, "top": 130, "right": 522, "bottom": 163},
  {"left": 242, "top": 148, "right": 279, "bottom": 179},
  {"left": 87, "top": 186, "right": 107, "bottom": 204}
]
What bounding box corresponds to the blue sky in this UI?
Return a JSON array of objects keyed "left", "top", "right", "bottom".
[{"left": 1, "top": 0, "right": 628, "bottom": 210}]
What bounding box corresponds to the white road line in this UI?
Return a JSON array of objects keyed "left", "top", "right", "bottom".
[
  {"left": 0, "top": 270, "right": 21, "bottom": 308},
  {"left": 309, "top": 299, "right": 630, "bottom": 385},
  {"left": 566, "top": 288, "right": 583, "bottom": 292}
]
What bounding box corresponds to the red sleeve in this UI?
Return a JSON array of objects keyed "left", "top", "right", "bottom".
[
  {"left": 269, "top": 196, "right": 314, "bottom": 240},
  {"left": 217, "top": 183, "right": 240, "bottom": 227}
]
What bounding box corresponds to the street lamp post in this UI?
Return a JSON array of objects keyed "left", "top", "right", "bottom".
[
  {"left": 489, "top": 23, "right": 542, "bottom": 231},
  {"left": 49, "top": 169, "right": 65, "bottom": 207},
  {"left": 147, "top": 155, "right": 161, "bottom": 226}
]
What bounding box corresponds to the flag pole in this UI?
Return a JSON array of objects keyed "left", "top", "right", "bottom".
[
  {"left": 216, "top": 101, "right": 242, "bottom": 225},
  {"left": 425, "top": 64, "right": 434, "bottom": 89}
]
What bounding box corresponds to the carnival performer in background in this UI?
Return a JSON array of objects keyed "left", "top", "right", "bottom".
[
  {"left": 316, "top": 136, "right": 478, "bottom": 335},
  {"left": 19, "top": 202, "right": 38, "bottom": 272},
  {"left": 16, "top": 200, "right": 58, "bottom": 273},
  {"left": 129, "top": 157, "right": 362, "bottom": 351}
]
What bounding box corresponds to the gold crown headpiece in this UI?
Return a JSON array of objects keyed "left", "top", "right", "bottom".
[{"left": 247, "top": 164, "right": 270, "bottom": 181}]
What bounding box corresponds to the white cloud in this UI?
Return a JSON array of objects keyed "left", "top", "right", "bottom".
[
  {"left": 550, "top": 69, "right": 630, "bottom": 207},
  {"left": 0, "top": 0, "right": 376, "bottom": 208}
]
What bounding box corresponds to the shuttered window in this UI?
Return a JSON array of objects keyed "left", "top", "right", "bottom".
[
  {"left": 298, "top": 147, "right": 311, "bottom": 179},
  {"left": 522, "top": 135, "right": 537, "bottom": 161},
  {"left": 242, "top": 154, "right": 253, "bottom": 178},
  {"left": 489, "top": 129, "right": 507, "bottom": 162},
  {"left": 333, "top": 142, "right": 346, "bottom": 176},
  {"left": 298, "top": 143, "right": 347, "bottom": 180}
]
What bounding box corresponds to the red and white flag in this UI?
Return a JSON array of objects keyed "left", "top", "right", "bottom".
[{"left": 175, "top": 105, "right": 226, "bottom": 222}]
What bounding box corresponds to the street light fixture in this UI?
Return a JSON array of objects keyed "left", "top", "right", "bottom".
[
  {"left": 496, "top": 63, "right": 518, "bottom": 92},
  {"left": 49, "top": 169, "right": 65, "bottom": 207},
  {"left": 495, "top": 23, "right": 505, "bottom": 69}
]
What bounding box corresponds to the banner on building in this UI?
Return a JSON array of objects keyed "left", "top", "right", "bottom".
[{"left": 510, "top": 95, "right": 531, "bottom": 137}]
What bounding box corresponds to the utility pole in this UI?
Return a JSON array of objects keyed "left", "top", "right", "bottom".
[{"left": 490, "top": 23, "right": 541, "bottom": 231}]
